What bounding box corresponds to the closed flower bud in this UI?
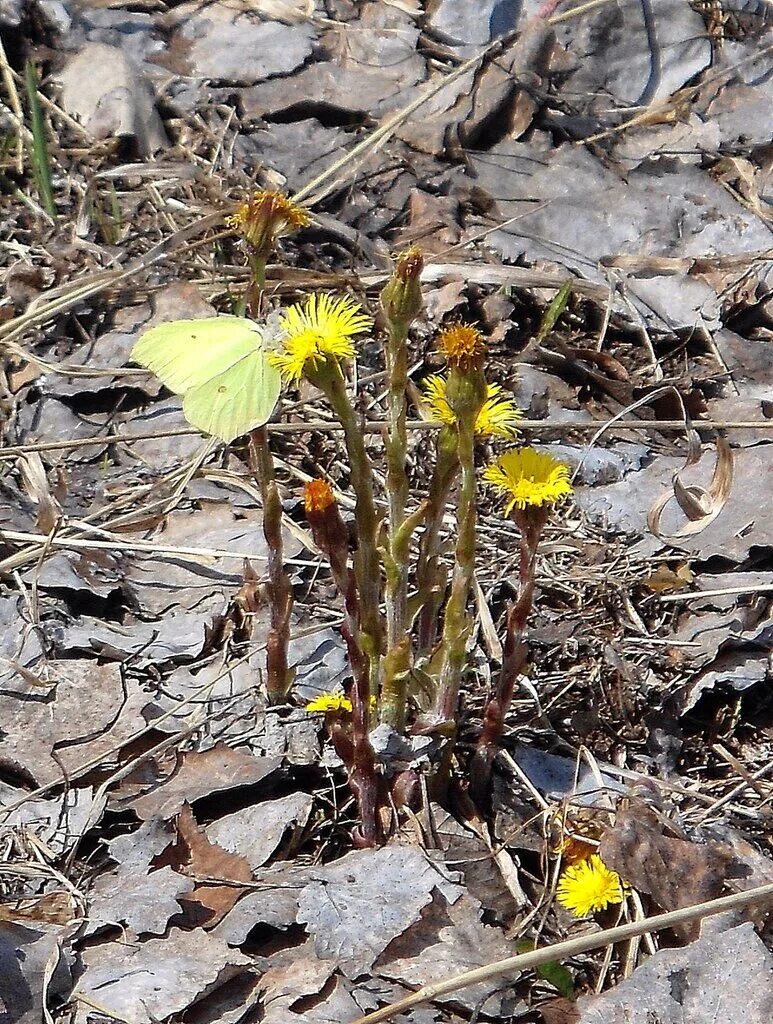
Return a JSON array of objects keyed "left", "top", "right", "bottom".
[{"left": 380, "top": 246, "right": 424, "bottom": 328}]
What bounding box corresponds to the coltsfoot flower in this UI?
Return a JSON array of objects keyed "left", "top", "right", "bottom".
[
  {"left": 422, "top": 374, "right": 522, "bottom": 439},
  {"left": 305, "top": 691, "right": 353, "bottom": 714},
  {"left": 437, "top": 322, "right": 486, "bottom": 371},
  {"left": 556, "top": 854, "right": 625, "bottom": 917},
  {"left": 304, "top": 691, "right": 377, "bottom": 714},
  {"left": 270, "top": 294, "right": 373, "bottom": 383},
  {"left": 484, "top": 446, "right": 573, "bottom": 513},
  {"left": 226, "top": 189, "right": 310, "bottom": 255}
]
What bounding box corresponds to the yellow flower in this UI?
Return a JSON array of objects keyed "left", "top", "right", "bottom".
[
  {"left": 270, "top": 293, "right": 373, "bottom": 383},
  {"left": 437, "top": 322, "right": 486, "bottom": 371},
  {"left": 226, "top": 189, "right": 310, "bottom": 254},
  {"left": 556, "top": 855, "right": 624, "bottom": 917},
  {"left": 422, "top": 374, "right": 522, "bottom": 439},
  {"left": 483, "top": 446, "right": 573, "bottom": 514},
  {"left": 305, "top": 692, "right": 353, "bottom": 714},
  {"left": 304, "top": 691, "right": 378, "bottom": 714}
]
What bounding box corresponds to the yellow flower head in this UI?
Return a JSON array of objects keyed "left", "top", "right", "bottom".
[
  {"left": 304, "top": 478, "right": 335, "bottom": 516},
  {"left": 226, "top": 189, "right": 311, "bottom": 255},
  {"left": 270, "top": 293, "right": 373, "bottom": 383},
  {"left": 423, "top": 374, "right": 522, "bottom": 439},
  {"left": 437, "top": 322, "right": 486, "bottom": 371},
  {"left": 556, "top": 854, "right": 624, "bottom": 917},
  {"left": 484, "top": 446, "right": 573, "bottom": 514},
  {"left": 305, "top": 691, "right": 353, "bottom": 714}
]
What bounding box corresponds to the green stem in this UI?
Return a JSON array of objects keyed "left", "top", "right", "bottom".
[
  {"left": 24, "top": 59, "right": 55, "bottom": 218},
  {"left": 320, "top": 364, "right": 384, "bottom": 711},
  {"left": 433, "top": 417, "right": 477, "bottom": 723},
  {"left": 416, "top": 431, "right": 459, "bottom": 654},
  {"left": 380, "top": 501, "right": 428, "bottom": 729},
  {"left": 246, "top": 252, "right": 267, "bottom": 318},
  {"left": 384, "top": 324, "right": 410, "bottom": 649}
]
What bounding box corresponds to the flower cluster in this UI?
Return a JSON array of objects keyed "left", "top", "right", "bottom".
[
  {"left": 304, "top": 478, "right": 336, "bottom": 515},
  {"left": 422, "top": 375, "right": 521, "bottom": 439},
  {"left": 438, "top": 322, "right": 486, "bottom": 371},
  {"left": 305, "top": 691, "right": 353, "bottom": 714}
]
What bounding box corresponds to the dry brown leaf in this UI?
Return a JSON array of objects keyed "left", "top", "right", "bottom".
[
  {"left": 0, "top": 893, "right": 78, "bottom": 927},
  {"left": 121, "top": 745, "right": 280, "bottom": 821},
  {"left": 599, "top": 799, "right": 738, "bottom": 940},
  {"left": 17, "top": 453, "right": 60, "bottom": 533},
  {"left": 642, "top": 563, "right": 694, "bottom": 593},
  {"left": 170, "top": 804, "right": 252, "bottom": 927}
]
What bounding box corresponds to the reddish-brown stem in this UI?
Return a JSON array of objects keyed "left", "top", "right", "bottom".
[
  {"left": 307, "top": 491, "right": 380, "bottom": 845},
  {"left": 471, "top": 506, "right": 548, "bottom": 802},
  {"left": 249, "top": 427, "right": 293, "bottom": 703}
]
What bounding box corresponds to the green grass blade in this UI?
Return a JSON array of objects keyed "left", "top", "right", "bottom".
[
  {"left": 535, "top": 278, "right": 573, "bottom": 345},
  {"left": 23, "top": 58, "right": 56, "bottom": 218}
]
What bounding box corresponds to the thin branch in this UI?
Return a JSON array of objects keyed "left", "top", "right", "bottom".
[{"left": 0, "top": 418, "right": 769, "bottom": 459}]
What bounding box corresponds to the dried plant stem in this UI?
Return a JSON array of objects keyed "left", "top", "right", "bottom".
[
  {"left": 249, "top": 427, "right": 293, "bottom": 703},
  {"left": 434, "top": 418, "right": 477, "bottom": 724},
  {"left": 472, "top": 506, "right": 548, "bottom": 800}
]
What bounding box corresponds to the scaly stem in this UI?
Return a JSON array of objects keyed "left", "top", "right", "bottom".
[
  {"left": 320, "top": 364, "right": 384, "bottom": 711},
  {"left": 384, "top": 323, "right": 409, "bottom": 641},
  {"left": 433, "top": 417, "right": 477, "bottom": 724},
  {"left": 380, "top": 501, "right": 428, "bottom": 729},
  {"left": 470, "top": 506, "right": 548, "bottom": 801},
  {"left": 246, "top": 252, "right": 267, "bottom": 318},
  {"left": 416, "top": 430, "right": 459, "bottom": 654},
  {"left": 249, "top": 426, "right": 293, "bottom": 703}
]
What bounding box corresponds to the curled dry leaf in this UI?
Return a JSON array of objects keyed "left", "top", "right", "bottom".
[{"left": 648, "top": 433, "right": 734, "bottom": 541}]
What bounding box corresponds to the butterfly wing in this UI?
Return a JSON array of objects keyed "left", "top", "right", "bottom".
[
  {"left": 131, "top": 316, "right": 263, "bottom": 394},
  {"left": 182, "top": 345, "right": 281, "bottom": 443}
]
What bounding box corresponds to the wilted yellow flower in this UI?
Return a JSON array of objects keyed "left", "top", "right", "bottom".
[
  {"left": 556, "top": 854, "right": 624, "bottom": 917},
  {"left": 437, "top": 322, "right": 486, "bottom": 371},
  {"left": 226, "top": 189, "right": 311, "bottom": 255},
  {"left": 484, "top": 446, "right": 573, "bottom": 514},
  {"left": 305, "top": 691, "right": 353, "bottom": 714},
  {"left": 270, "top": 293, "right": 373, "bottom": 383},
  {"left": 304, "top": 478, "right": 336, "bottom": 516},
  {"left": 422, "top": 374, "right": 521, "bottom": 439}
]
